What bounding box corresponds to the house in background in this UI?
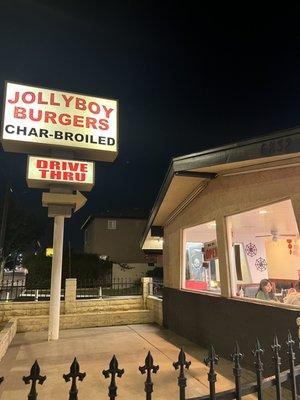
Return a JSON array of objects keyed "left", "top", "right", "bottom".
[{"left": 81, "top": 209, "right": 160, "bottom": 280}]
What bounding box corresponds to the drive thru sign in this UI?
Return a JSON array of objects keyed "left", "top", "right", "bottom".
[{"left": 27, "top": 156, "right": 94, "bottom": 191}]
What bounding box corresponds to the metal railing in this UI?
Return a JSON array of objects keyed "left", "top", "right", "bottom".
[
  {"left": 76, "top": 278, "right": 142, "bottom": 299},
  {"left": 0, "top": 331, "right": 298, "bottom": 399},
  {"left": 0, "top": 279, "right": 65, "bottom": 301},
  {"left": 150, "top": 279, "right": 163, "bottom": 298}
]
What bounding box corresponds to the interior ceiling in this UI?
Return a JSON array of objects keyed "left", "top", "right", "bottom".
[
  {"left": 228, "top": 199, "right": 299, "bottom": 237},
  {"left": 184, "top": 200, "right": 299, "bottom": 244},
  {"left": 185, "top": 221, "right": 217, "bottom": 242}
]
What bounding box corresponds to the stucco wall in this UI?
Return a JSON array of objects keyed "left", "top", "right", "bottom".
[
  {"left": 164, "top": 166, "right": 300, "bottom": 296},
  {"left": 85, "top": 218, "right": 147, "bottom": 263}
]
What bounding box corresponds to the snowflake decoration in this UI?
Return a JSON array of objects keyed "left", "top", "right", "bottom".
[
  {"left": 245, "top": 243, "right": 257, "bottom": 257},
  {"left": 255, "top": 257, "right": 267, "bottom": 272}
]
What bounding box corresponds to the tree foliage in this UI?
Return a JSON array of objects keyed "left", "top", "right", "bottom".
[
  {"left": 3, "top": 199, "right": 45, "bottom": 256},
  {"left": 24, "top": 251, "right": 112, "bottom": 285}
]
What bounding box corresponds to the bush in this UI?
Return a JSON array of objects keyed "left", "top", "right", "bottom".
[{"left": 146, "top": 267, "right": 163, "bottom": 279}]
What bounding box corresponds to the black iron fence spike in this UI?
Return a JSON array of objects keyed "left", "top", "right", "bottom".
[
  {"left": 102, "top": 355, "right": 124, "bottom": 400},
  {"left": 252, "top": 339, "right": 264, "bottom": 400},
  {"left": 286, "top": 331, "right": 297, "bottom": 399},
  {"left": 139, "top": 351, "right": 159, "bottom": 400},
  {"left": 23, "top": 360, "right": 46, "bottom": 400},
  {"left": 271, "top": 334, "right": 282, "bottom": 400},
  {"left": 230, "top": 341, "right": 244, "bottom": 400},
  {"left": 173, "top": 348, "right": 191, "bottom": 400},
  {"left": 63, "top": 357, "right": 86, "bottom": 400},
  {"left": 204, "top": 345, "right": 219, "bottom": 400}
]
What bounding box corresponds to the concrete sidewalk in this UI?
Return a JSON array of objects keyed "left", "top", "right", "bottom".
[{"left": 0, "top": 324, "right": 287, "bottom": 399}]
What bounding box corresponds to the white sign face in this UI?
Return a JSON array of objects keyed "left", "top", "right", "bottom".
[
  {"left": 1, "top": 82, "right": 118, "bottom": 162},
  {"left": 27, "top": 156, "right": 94, "bottom": 191}
]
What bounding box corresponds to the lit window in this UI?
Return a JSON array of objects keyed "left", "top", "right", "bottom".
[
  {"left": 182, "top": 221, "right": 220, "bottom": 294},
  {"left": 226, "top": 199, "right": 300, "bottom": 306},
  {"left": 108, "top": 220, "right": 117, "bottom": 230}
]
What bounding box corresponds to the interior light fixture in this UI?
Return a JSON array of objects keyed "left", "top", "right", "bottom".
[{"left": 259, "top": 210, "right": 268, "bottom": 215}]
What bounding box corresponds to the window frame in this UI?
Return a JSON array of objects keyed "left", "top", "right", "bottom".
[{"left": 180, "top": 220, "right": 221, "bottom": 296}]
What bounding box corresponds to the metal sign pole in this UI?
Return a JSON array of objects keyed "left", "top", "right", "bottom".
[{"left": 48, "top": 215, "right": 65, "bottom": 341}]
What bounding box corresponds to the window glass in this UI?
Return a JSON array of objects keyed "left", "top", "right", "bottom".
[
  {"left": 108, "top": 220, "right": 117, "bottom": 230},
  {"left": 182, "top": 221, "right": 220, "bottom": 294},
  {"left": 226, "top": 199, "right": 300, "bottom": 306}
]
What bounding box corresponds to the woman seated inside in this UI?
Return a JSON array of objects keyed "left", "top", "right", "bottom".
[
  {"left": 284, "top": 280, "right": 300, "bottom": 306},
  {"left": 255, "top": 279, "right": 279, "bottom": 302}
]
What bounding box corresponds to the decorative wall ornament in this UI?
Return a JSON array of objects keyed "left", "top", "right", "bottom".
[
  {"left": 255, "top": 257, "right": 267, "bottom": 272},
  {"left": 287, "top": 239, "right": 293, "bottom": 255},
  {"left": 245, "top": 243, "right": 257, "bottom": 257}
]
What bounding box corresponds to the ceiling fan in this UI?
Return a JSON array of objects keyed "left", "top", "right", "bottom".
[{"left": 255, "top": 229, "right": 297, "bottom": 241}]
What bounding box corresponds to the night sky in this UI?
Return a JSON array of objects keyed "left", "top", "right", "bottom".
[{"left": 1, "top": 2, "right": 300, "bottom": 250}]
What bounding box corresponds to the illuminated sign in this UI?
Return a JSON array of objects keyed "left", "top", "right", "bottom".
[
  {"left": 204, "top": 240, "right": 218, "bottom": 261},
  {"left": 1, "top": 82, "right": 118, "bottom": 162},
  {"left": 27, "top": 156, "right": 94, "bottom": 191},
  {"left": 46, "top": 248, "right": 53, "bottom": 257}
]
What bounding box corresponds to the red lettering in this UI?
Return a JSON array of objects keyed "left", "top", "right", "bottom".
[
  {"left": 61, "top": 162, "right": 67, "bottom": 170},
  {"left": 49, "top": 161, "right": 60, "bottom": 170},
  {"left": 58, "top": 113, "right": 71, "bottom": 125},
  {"left": 44, "top": 111, "right": 57, "bottom": 123},
  {"left": 80, "top": 163, "right": 88, "bottom": 172},
  {"left": 36, "top": 160, "right": 48, "bottom": 169},
  {"left": 86, "top": 117, "right": 97, "bottom": 129},
  {"left": 99, "top": 119, "right": 109, "bottom": 130},
  {"left": 14, "top": 106, "right": 26, "bottom": 119},
  {"left": 61, "top": 94, "right": 74, "bottom": 107},
  {"left": 88, "top": 101, "right": 100, "bottom": 114},
  {"left": 8, "top": 91, "right": 20, "bottom": 104},
  {"left": 29, "top": 109, "right": 42, "bottom": 122},
  {"left": 75, "top": 173, "right": 86, "bottom": 182},
  {"left": 39, "top": 169, "right": 48, "bottom": 178},
  {"left": 103, "top": 105, "right": 114, "bottom": 118},
  {"left": 37, "top": 92, "right": 47, "bottom": 104},
  {"left": 63, "top": 171, "right": 73, "bottom": 180},
  {"left": 22, "top": 91, "right": 35, "bottom": 104},
  {"left": 50, "top": 170, "right": 62, "bottom": 179},
  {"left": 68, "top": 162, "right": 79, "bottom": 171},
  {"left": 73, "top": 115, "right": 84, "bottom": 127},
  {"left": 50, "top": 93, "right": 60, "bottom": 106},
  {"left": 75, "top": 97, "right": 86, "bottom": 111}
]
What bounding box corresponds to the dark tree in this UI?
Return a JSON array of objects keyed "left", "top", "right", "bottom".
[{"left": 3, "top": 200, "right": 46, "bottom": 257}]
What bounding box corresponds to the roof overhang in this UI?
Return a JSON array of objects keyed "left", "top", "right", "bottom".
[{"left": 141, "top": 126, "right": 300, "bottom": 249}]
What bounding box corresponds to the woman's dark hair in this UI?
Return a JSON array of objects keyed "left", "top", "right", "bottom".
[
  {"left": 256, "top": 279, "right": 276, "bottom": 299},
  {"left": 295, "top": 280, "right": 300, "bottom": 292}
]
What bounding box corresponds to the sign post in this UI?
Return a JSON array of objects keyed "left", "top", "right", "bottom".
[
  {"left": 48, "top": 214, "right": 64, "bottom": 340},
  {"left": 1, "top": 81, "right": 119, "bottom": 340}
]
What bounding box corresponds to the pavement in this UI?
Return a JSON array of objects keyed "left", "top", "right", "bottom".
[{"left": 0, "top": 323, "right": 290, "bottom": 399}]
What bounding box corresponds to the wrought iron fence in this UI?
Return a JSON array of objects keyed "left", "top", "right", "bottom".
[
  {"left": 150, "top": 279, "right": 163, "bottom": 298},
  {"left": 76, "top": 277, "right": 142, "bottom": 299},
  {"left": 0, "top": 279, "right": 65, "bottom": 301},
  {"left": 0, "top": 331, "right": 298, "bottom": 399}
]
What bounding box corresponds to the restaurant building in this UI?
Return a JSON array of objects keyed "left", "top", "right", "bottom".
[{"left": 141, "top": 127, "right": 300, "bottom": 364}]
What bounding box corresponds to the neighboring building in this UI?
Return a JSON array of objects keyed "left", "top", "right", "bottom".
[
  {"left": 81, "top": 209, "right": 158, "bottom": 280},
  {"left": 141, "top": 126, "right": 300, "bottom": 368}
]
